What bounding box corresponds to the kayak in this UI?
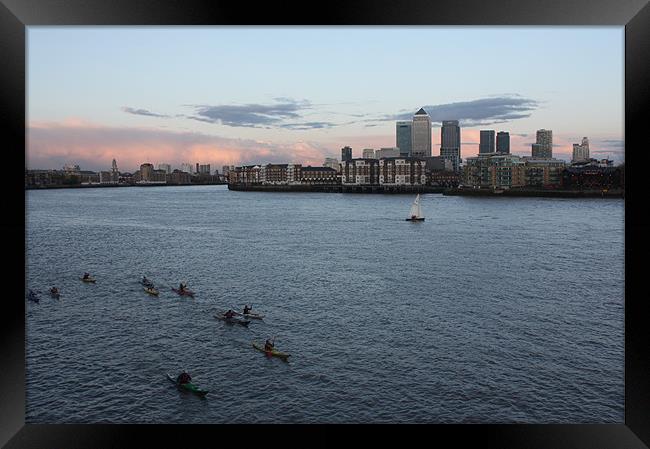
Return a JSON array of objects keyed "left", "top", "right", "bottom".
[
  {"left": 144, "top": 286, "right": 159, "bottom": 296},
  {"left": 172, "top": 287, "right": 194, "bottom": 297},
  {"left": 252, "top": 341, "right": 290, "bottom": 360},
  {"left": 166, "top": 373, "right": 208, "bottom": 396},
  {"left": 215, "top": 314, "right": 250, "bottom": 327},
  {"left": 234, "top": 310, "right": 265, "bottom": 320},
  {"left": 81, "top": 277, "right": 96, "bottom": 283}
]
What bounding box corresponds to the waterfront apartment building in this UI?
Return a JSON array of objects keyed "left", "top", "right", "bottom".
[
  {"left": 464, "top": 153, "right": 526, "bottom": 189},
  {"left": 411, "top": 108, "right": 432, "bottom": 157},
  {"left": 254, "top": 164, "right": 338, "bottom": 185},
  {"left": 440, "top": 120, "right": 461, "bottom": 173},
  {"left": 341, "top": 146, "right": 353, "bottom": 162},
  {"left": 260, "top": 164, "right": 289, "bottom": 185},
  {"left": 479, "top": 130, "right": 496, "bottom": 154},
  {"left": 522, "top": 157, "right": 566, "bottom": 186},
  {"left": 287, "top": 164, "right": 301, "bottom": 184},
  {"left": 532, "top": 129, "right": 553, "bottom": 159},
  {"left": 180, "top": 163, "right": 194, "bottom": 174},
  {"left": 300, "top": 166, "right": 338, "bottom": 184},
  {"left": 229, "top": 165, "right": 262, "bottom": 184},
  {"left": 562, "top": 164, "right": 622, "bottom": 190},
  {"left": 362, "top": 148, "right": 376, "bottom": 159},
  {"left": 572, "top": 137, "right": 590, "bottom": 163},
  {"left": 496, "top": 132, "right": 510, "bottom": 153},
  {"left": 396, "top": 121, "right": 412, "bottom": 157},
  {"left": 375, "top": 147, "right": 400, "bottom": 159},
  {"left": 379, "top": 157, "right": 427, "bottom": 186},
  {"left": 341, "top": 158, "right": 380, "bottom": 185},
  {"left": 198, "top": 164, "right": 211, "bottom": 175}
]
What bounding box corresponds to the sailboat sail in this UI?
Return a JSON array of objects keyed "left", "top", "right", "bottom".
[{"left": 408, "top": 194, "right": 423, "bottom": 219}]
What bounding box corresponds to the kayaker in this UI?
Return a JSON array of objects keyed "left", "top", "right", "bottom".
[
  {"left": 224, "top": 309, "right": 236, "bottom": 319},
  {"left": 50, "top": 287, "right": 58, "bottom": 294},
  {"left": 264, "top": 338, "right": 274, "bottom": 352},
  {"left": 83, "top": 272, "right": 90, "bottom": 280},
  {"left": 243, "top": 305, "right": 252, "bottom": 315},
  {"left": 178, "top": 282, "right": 185, "bottom": 292},
  {"left": 176, "top": 370, "right": 191, "bottom": 385}
]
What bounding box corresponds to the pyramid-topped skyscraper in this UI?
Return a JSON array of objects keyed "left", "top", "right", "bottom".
[{"left": 411, "top": 107, "right": 432, "bottom": 157}]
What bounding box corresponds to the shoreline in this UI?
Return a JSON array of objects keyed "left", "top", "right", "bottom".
[
  {"left": 228, "top": 184, "right": 445, "bottom": 194},
  {"left": 444, "top": 188, "right": 624, "bottom": 198},
  {"left": 228, "top": 183, "right": 623, "bottom": 198}
]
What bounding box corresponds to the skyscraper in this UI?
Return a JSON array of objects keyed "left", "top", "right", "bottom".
[
  {"left": 111, "top": 159, "right": 118, "bottom": 173},
  {"left": 532, "top": 129, "right": 553, "bottom": 158},
  {"left": 362, "top": 148, "right": 375, "bottom": 159},
  {"left": 341, "top": 146, "right": 352, "bottom": 162},
  {"left": 479, "top": 130, "right": 496, "bottom": 154},
  {"left": 396, "top": 121, "right": 412, "bottom": 157},
  {"left": 411, "top": 108, "right": 432, "bottom": 158},
  {"left": 440, "top": 120, "right": 461, "bottom": 172},
  {"left": 496, "top": 132, "right": 510, "bottom": 153},
  {"left": 572, "top": 137, "right": 590, "bottom": 163}
]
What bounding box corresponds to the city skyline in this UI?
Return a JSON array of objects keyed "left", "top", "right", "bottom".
[{"left": 27, "top": 27, "right": 624, "bottom": 171}]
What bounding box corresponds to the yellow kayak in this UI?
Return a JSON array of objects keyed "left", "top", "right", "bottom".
[
  {"left": 252, "top": 341, "right": 290, "bottom": 360},
  {"left": 144, "top": 286, "right": 159, "bottom": 296},
  {"left": 81, "top": 277, "right": 96, "bottom": 283}
]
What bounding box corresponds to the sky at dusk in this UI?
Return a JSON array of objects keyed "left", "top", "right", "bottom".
[{"left": 27, "top": 27, "right": 624, "bottom": 172}]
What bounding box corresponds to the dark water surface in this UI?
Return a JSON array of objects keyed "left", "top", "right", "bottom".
[{"left": 25, "top": 185, "right": 624, "bottom": 423}]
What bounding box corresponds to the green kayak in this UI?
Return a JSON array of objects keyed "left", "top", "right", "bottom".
[
  {"left": 252, "top": 341, "right": 290, "bottom": 361},
  {"left": 166, "top": 373, "right": 208, "bottom": 396}
]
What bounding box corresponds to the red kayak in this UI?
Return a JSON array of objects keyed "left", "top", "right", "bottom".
[{"left": 172, "top": 287, "right": 195, "bottom": 297}]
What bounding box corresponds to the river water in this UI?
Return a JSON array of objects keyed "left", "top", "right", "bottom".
[{"left": 25, "top": 185, "right": 625, "bottom": 423}]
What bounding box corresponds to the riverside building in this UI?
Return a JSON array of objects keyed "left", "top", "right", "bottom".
[
  {"left": 341, "top": 158, "right": 380, "bottom": 185},
  {"left": 259, "top": 164, "right": 288, "bottom": 185},
  {"left": 379, "top": 157, "right": 427, "bottom": 186}
]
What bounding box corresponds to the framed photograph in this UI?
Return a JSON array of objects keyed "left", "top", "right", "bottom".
[{"left": 4, "top": 0, "right": 649, "bottom": 446}]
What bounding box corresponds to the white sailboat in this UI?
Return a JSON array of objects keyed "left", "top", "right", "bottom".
[{"left": 406, "top": 194, "right": 425, "bottom": 221}]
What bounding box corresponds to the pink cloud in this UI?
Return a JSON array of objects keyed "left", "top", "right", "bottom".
[{"left": 27, "top": 121, "right": 335, "bottom": 172}]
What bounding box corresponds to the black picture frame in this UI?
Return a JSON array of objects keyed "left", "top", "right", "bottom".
[{"left": 3, "top": 0, "right": 649, "bottom": 447}]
